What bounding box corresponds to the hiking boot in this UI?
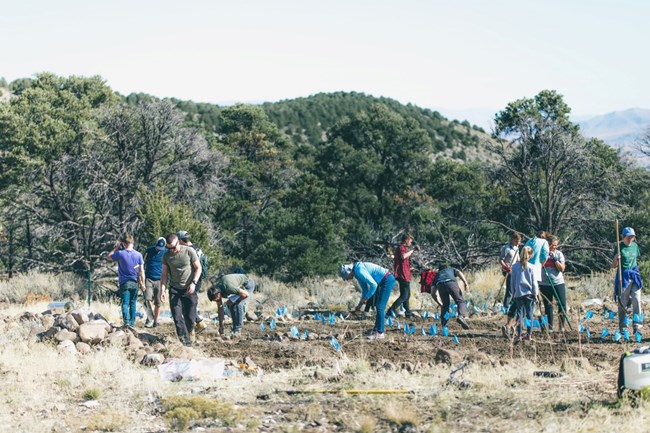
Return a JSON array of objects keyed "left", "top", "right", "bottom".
[
  {"left": 196, "top": 320, "right": 207, "bottom": 334},
  {"left": 457, "top": 316, "right": 470, "bottom": 330},
  {"left": 144, "top": 320, "right": 154, "bottom": 328},
  {"left": 501, "top": 325, "right": 511, "bottom": 338},
  {"left": 367, "top": 331, "right": 385, "bottom": 340},
  {"left": 153, "top": 321, "right": 159, "bottom": 328}
]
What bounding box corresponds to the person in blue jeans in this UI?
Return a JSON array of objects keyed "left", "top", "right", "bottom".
[
  {"left": 510, "top": 245, "right": 539, "bottom": 341},
  {"left": 340, "top": 261, "right": 396, "bottom": 340},
  {"left": 107, "top": 234, "right": 145, "bottom": 330}
]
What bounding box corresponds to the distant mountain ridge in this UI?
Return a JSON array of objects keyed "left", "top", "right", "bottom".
[{"left": 577, "top": 108, "right": 650, "bottom": 146}]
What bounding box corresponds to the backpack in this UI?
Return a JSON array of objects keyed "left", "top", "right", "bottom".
[{"left": 192, "top": 246, "right": 209, "bottom": 280}]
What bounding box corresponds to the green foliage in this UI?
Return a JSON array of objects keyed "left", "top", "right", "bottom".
[
  {"left": 137, "top": 185, "right": 221, "bottom": 266},
  {"left": 82, "top": 387, "right": 101, "bottom": 401}
]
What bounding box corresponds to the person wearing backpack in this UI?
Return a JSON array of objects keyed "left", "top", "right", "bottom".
[{"left": 177, "top": 231, "right": 209, "bottom": 333}]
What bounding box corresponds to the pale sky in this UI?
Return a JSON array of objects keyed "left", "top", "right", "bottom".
[{"left": 2, "top": 0, "right": 648, "bottom": 122}]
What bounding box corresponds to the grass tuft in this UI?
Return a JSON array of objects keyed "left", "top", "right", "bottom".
[
  {"left": 162, "top": 395, "right": 243, "bottom": 431},
  {"left": 82, "top": 387, "right": 101, "bottom": 401},
  {"left": 86, "top": 410, "right": 129, "bottom": 432}
]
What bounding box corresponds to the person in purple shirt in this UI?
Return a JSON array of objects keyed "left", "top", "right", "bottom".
[
  {"left": 107, "top": 234, "right": 145, "bottom": 329},
  {"left": 340, "top": 261, "right": 396, "bottom": 340}
]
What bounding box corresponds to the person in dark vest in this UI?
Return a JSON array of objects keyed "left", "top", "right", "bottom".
[
  {"left": 143, "top": 237, "right": 166, "bottom": 328},
  {"left": 433, "top": 263, "right": 470, "bottom": 330}
]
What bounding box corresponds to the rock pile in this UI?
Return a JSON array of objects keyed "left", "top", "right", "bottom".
[{"left": 18, "top": 308, "right": 170, "bottom": 366}]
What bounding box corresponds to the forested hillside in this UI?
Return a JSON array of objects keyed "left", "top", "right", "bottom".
[{"left": 1, "top": 74, "right": 648, "bottom": 283}]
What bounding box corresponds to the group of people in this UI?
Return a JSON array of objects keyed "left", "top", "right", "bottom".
[
  {"left": 108, "top": 232, "right": 255, "bottom": 347},
  {"left": 339, "top": 233, "right": 472, "bottom": 340},
  {"left": 499, "top": 227, "right": 643, "bottom": 341},
  {"left": 340, "top": 226, "right": 643, "bottom": 342}
]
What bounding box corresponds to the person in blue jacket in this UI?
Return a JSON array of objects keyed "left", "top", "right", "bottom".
[{"left": 340, "top": 261, "right": 396, "bottom": 340}]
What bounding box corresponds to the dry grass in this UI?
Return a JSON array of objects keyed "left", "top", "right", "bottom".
[{"left": 0, "top": 271, "right": 84, "bottom": 304}]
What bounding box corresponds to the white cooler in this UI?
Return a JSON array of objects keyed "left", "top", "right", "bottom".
[{"left": 618, "top": 346, "right": 650, "bottom": 397}]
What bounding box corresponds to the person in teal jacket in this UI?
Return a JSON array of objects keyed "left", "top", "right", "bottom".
[
  {"left": 340, "top": 261, "right": 396, "bottom": 340},
  {"left": 524, "top": 231, "right": 550, "bottom": 284}
]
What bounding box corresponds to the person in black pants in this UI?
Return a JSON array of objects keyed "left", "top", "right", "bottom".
[{"left": 434, "top": 264, "right": 471, "bottom": 330}]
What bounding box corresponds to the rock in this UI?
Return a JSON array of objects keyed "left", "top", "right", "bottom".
[
  {"left": 128, "top": 340, "right": 144, "bottom": 351},
  {"left": 434, "top": 348, "right": 462, "bottom": 366},
  {"left": 152, "top": 343, "right": 166, "bottom": 352},
  {"left": 44, "top": 326, "right": 61, "bottom": 340},
  {"left": 381, "top": 360, "right": 396, "bottom": 371},
  {"left": 57, "top": 339, "right": 77, "bottom": 354},
  {"left": 78, "top": 322, "right": 108, "bottom": 344},
  {"left": 142, "top": 353, "right": 165, "bottom": 366},
  {"left": 246, "top": 310, "right": 258, "bottom": 321},
  {"left": 313, "top": 370, "right": 327, "bottom": 380},
  {"left": 127, "top": 333, "right": 143, "bottom": 347},
  {"left": 76, "top": 342, "right": 92, "bottom": 354},
  {"left": 41, "top": 315, "right": 55, "bottom": 329},
  {"left": 71, "top": 309, "right": 89, "bottom": 326},
  {"left": 400, "top": 361, "right": 416, "bottom": 373},
  {"left": 61, "top": 314, "right": 80, "bottom": 332},
  {"left": 107, "top": 330, "right": 127, "bottom": 346},
  {"left": 20, "top": 312, "right": 40, "bottom": 323},
  {"left": 93, "top": 313, "right": 108, "bottom": 322},
  {"left": 133, "top": 349, "right": 147, "bottom": 364},
  {"left": 29, "top": 324, "right": 46, "bottom": 338},
  {"left": 54, "top": 329, "right": 78, "bottom": 343}
]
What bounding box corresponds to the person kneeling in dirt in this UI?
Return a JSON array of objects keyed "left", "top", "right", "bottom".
[
  {"left": 433, "top": 263, "right": 470, "bottom": 330},
  {"left": 207, "top": 274, "right": 256, "bottom": 336},
  {"left": 340, "top": 261, "right": 396, "bottom": 340}
]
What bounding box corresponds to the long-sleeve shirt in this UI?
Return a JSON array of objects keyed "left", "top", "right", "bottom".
[
  {"left": 511, "top": 262, "right": 539, "bottom": 298},
  {"left": 353, "top": 262, "right": 391, "bottom": 300}
]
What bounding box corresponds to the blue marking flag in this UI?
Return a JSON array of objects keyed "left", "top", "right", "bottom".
[
  {"left": 389, "top": 309, "right": 396, "bottom": 318},
  {"left": 500, "top": 306, "right": 507, "bottom": 314},
  {"left": 321, "top": 314, "right": 327, "bottom": 323},
  {"left": 453, "top": 335, "right": 460, "bottom": 345},
  {"left": 578, "top": 322, "right": 584, "bottom": 333},
  {"left": 433, "top": 313, "right": 440, "bottom": 321},
  {"left": 269, "top": 318, "right": 277, "bottom": 330},
  {"left": 614, "top": 330, "right": 622, "bottom": 342},
  {"left": 541, "top": 315, "right": 548, "bottom": 326},
  {"left": 409, "top": 324, "right": 417, "bottom": 335},
  {"left": 276, "top": 307, "right": 282, "bottom": 316},
  {"left": 473, "top": 305, "right": 481, "bottom": 313},
  {"left": 533, "top": 319, "right": 541, "bottom": 329},
  {"left": 603, "top": 309, "right": 609, "bottom": 318},
  {"left": 339, "top": 313, "right": 346, "bottom": 321},
  {"left": 442, "top": 326, "right": 449, "bottom": 337},
  {"left": 404, "top": 324, "right": 410, "bottom": 334},
  {"left": 423, "top": 310, "right": 429, "bottom": 319},
  {"left": 451, "top": 310, "right": 458, "bottom": 318},
  {"left": 303, "top": 330, "right": 309, "bottom": 340},
  {"left": 624, "top": 329, "right": 630, "bottom": 341},
  {"left": 483, "top": 303, "right": 488, "bottom": 310},
  {"left": 452, "top": 304, "right": 458, "bottom": 311},
  {"left": 586, "top": 328, "right": 591, "bottom": 339},
  {"left": 314, "top": 312, "right": 320, "bottom": 320},
  {"left": 636, "top": 331, "right": 643, "bottom": 343},
  {"left": 585, "top": 310, "right": 594, "bottom": 320},
  {"left": 624, "top": 317, "right": 632, "bottom": 326},
  {"left": 600, "top": 328, "right": 609, "bottom": 339},
  {"left": 443, "top": 312, "right": 451, "bottom": 321},
  {"left": 421, "top": 327, "right": 426, "bottom": 336},
  {"left": 397, "top": 320, "right": 402, "bottom": 330},
  {"left": 525, "top": 318, "right": 532, "bottom": 328},
  {"left": 281, "top": 306, "right": 287, "bottom": 315},
  {"left": 609, "top": 311, "right": 616, "bottom": 320},
  {"left": 259, "top": 323, "right": 266, "bottom": 331},
  {"left": 634, "top": 313, "right": 641, "bottom": 324},
  {"left": 387, "top": 316, "right": 394, "bottom": 327},
  {"left": 328, "top": 313, "right": 336, "bottom": 324},
  {"left": 429, "top": 324, "right": 438, "bottom": 336},
  {"left": 290, "top": 326, "right": 300, "bottom": 338},
  {"left": 329, "top": 336, "right": 341, "bottom": 351}
]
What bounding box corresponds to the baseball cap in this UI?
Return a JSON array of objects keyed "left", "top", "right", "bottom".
[
  {"left": 622, "top": 227, "right": 636, "bottom": 237},
  {"left": 155, "top": 237, "right": 166, "bottom": 251},
  {"left": 176, "top": 230, "right": 190, "bottom": 241}
]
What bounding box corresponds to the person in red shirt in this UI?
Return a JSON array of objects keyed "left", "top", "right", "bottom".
[{"left": 388, "top": 233, "right": 419, "bottom": 318}]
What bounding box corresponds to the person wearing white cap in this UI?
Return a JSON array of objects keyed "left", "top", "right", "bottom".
[
  {"left": 612, "top": 226, "right": 644, "bottom": 332},
  {"left": 142, "top": 237, "right": 167, "bottom": 328},
  {"left": 340, "top": 261, "right": 396, "bottom": 340}
]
